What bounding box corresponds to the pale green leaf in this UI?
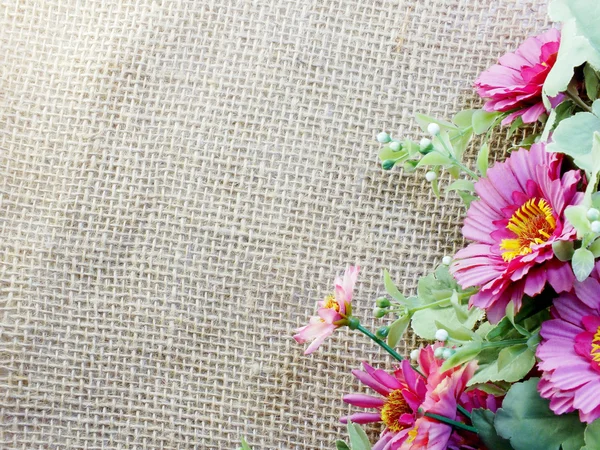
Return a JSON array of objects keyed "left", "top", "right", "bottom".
[
  {"left": 589, "top": 238, "right": 600, "bottom": 257},
  {"left": 347, "top": 422, "right": 372, "bottom": 450},
  {"left": 446, "top": 179, "right": 475, "bottom": 192},
  {"left": 387, "top": 315, "right": 410, "bottom": 348},
  {"left": 416, "top": 151, "right": 452, "bottom": 167},
  {"left": 572, "top": 247, "right": 596, "bottom": 282},
  {"left": 584, "top": 63, "right": 600, "bottom": 101},
  {"left": 336, "top": 441, "right": 351, "bottom": 450},
  {"left": 552, "top": 240, "right": 575, "bottom": 261},
  {"left": 583, "top": 419, "right": 600, "bottom": 450},
  {"left": 476, "top": 142, "right": 489, "bottom": 176},
  {"left": 453, "top": 109, "right": 476, "bottom": 128},
  {"left": 410, "top": 305, "right": 484, "bottom": 340},
  {"left": 240, "top": 438, "right": 252, "bottom": 450},
  {"left": 440, "top": 342, "right": 483, "bottom": 371},
  {"left": 565, "top": 205, "right": 592, "bottom": 236},
  {"left": 415, "top": 113, "right": 456, "bottom": 132},
  {"left": 472, "top": 110, "right": 500, "bottom": 135},
  {"left": 383, "top": 269, "right": 419, "bottom": 308}
]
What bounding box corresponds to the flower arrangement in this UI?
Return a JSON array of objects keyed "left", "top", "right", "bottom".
[{"left": 246, "top": 1, "right": 600, "bottom": 449}]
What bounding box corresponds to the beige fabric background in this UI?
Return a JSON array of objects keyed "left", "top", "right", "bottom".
[{"left": 0, "top": 0, "right": 547, "bottom": 448}]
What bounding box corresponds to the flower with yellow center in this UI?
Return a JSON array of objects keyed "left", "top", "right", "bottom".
[
  {"left": 500, "top": 198, "right": 556, "bottom": 262},
  {"left": 380, "top": 390, "right": 412, "bottom": 432}
]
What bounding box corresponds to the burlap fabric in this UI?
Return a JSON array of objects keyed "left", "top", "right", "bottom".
[{"left": 0, "top": 0, "right": 548, "bottom": 448}]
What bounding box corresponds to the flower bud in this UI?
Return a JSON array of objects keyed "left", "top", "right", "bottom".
[
  {"left": 373, "top": 307, "right": 387, "bottom": 318},
  {"left": 419, "top": 138, "right": 434, "bottom": 155},
  {"left": 588, "top": 208, "right": 600, "bottom": 221},
  {"left": 347, "top": 316, "right": 360, "bottom": 330},
  {"left": 377, "top": 132, "right": 391, "bottom": 143},
  {"left": 376, "top": 326, "right": 390, "bottom": 338},
  {"left": 375, "top": 298, "right": 391, "bottom": 308},
  {"left": 427, "top": 123, "right": 441, "bottom": 136},
  {"left": 382, "top": 159, "right": 396, "bottom": 170},
  {"left": 388, "top": 141, "right": 402, "bottom": 152},
  {"left": 425, "top": 171, "right": 437, "bottom": 182},
  {"left": 592, "top": 221, "right": 600, "bottom": 234},
  {"left": 442, "top": 348, "right": 454, "bottom": 360},
  {"left": 442, "top": 255, "right": 452, "bottom": 266},
  {"left": 434, "top": 347, "right": 445, "bottom": 358},
  {"left": 410, "top": 349, "right": 420, "bottom": 361},
  {"left": 435, "top": 329, "right": 449, "bottom": 342}
]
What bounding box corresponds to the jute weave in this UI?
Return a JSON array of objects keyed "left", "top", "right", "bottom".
[{"left": 0, "top": 0, "right": 547, "bottom": 448}]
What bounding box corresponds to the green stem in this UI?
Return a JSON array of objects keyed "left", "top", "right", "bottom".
[
  {"left": 566, "top": 90, "right": 593, "bottom": 113},
  {"left": 457, "top": 404, "right": 472, "bottom": 420},
  {"left": 434, "top": 136, "right": 480, "bottom": 180},
  {"left": 423, "top": 411, "right": 478, "bottom": 433},
  {"left": 481, "top": 338, "right": 528, "bottom": 349},
  {"left": 407, "top": 291, "right": 473, "bottom": 313}
]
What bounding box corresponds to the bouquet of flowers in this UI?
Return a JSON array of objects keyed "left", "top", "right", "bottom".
[{"left": 290, "top": 1, "right": 600, "bottom": 449}]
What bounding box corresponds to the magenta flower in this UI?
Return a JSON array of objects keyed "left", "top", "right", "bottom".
[
  {"left": 475, "top": 28, "right": 560, "bottom": 126},
  {"left": 293, "top": 266, "right": 359, "bottom": 354},
  {"left": 451, "top": 143, "right": 582, "bottom": 323},
  {"left": 537, "top": 262, "right": 600, "bottom": 423},
  {"left": 341, "top": 346, "right": 488, "bottom": 450}
]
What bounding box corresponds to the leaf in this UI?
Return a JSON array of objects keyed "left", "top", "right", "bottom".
[
  {"left": 583, "top": 419, "right": 600, "bottom": 450},
  {"left": 472, "top": 110, "right": 500, "bottom": 135},
  {"left": 572, "top": 247, "right": 595, "bottom": 282},
  {"left": 495, "top": 378, "right": 586, "bottom": 450},
  {"left": 383, "top": 269, "right": 419, "bottom": 308},
  {"left": 565, "top": 205, "right": 593, "bottom": 236},
  {"left": 416, "top": 151, "right": 452, "bottom": 167},
  {"left": 415, "top": 113, "right": 456, "bottom": 132},
  {"left": 240, "top": 438, "right": 252, "bottom": 450},
  {"left": 476, "top": 142, "right": 489, "bottom": 176},
  {"left": 552, "top": 240, "right": 575, "bottom": 261},
  {"left": 440, "top": 342, "right": 483, "bottom": 371},
  {"left": 589, "top": 238, "right": 600, "bottom": 257},
  {"left": 387, "top": 315, "right": 411, "bottom": 348},
  {"left": 347, "top": 422, "right": 372, "bottom": 450},
  {"left": 507, "top": 116, "right": 524, "bottom": 138},
  {"left": 336, "top": 441, "right": 351, "bottom": 450},
  {"left": 585, "top": 63, "right": 600, "bottom": 101},
  {"left": 495, "top": 344, "right": 536, "bottom": 381},
  {"left": 411, "top": 305, "right": 484, "bottom": 340},
  {"left": 446, "top": 179, "right": 475, "bottom": 192},
  {"left": 458, "top": 191, "right": 477, "bottom": 208},
  {"left": 471, "top": 409, "right": 514, "bottom": 450},
  {"left": 453, "top": 109, "right": 476, "bottom": 128},
  {"left": 378, "top": 146, "right": 408, "bottom": 163}
]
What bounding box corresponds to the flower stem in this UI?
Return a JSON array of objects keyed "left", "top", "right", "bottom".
[
  {"left": 481, "top": 338, "right": 528, "bottom": 349},
  {"left": 434, "top": 137, "right": 480, "bottom": 180},
  {"left": 565, "top": 89, "right": 593, "bottom": 113},
  {"left": 423, "top": 411, "right": 478, "bottom": 433}
]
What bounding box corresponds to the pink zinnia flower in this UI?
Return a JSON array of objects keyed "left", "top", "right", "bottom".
[
  {"left": 293, "top": 266, "right": 359, "bottom": 354},
  {"left": 537, "top": 262, "right": 600, "bottom": 423},
  {"left": 342, "top": 346, "right": 489, "bottom": 450},
  {"left": 451, "top": 143, "right": 582, "bottom": 323},
  {"left": 475, "top": 28, "right": 560, "bottom": 126}
]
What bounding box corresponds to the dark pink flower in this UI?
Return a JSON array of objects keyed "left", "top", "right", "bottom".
[
  {"left": 475, "top": 28, "right": 560, "bottom": 125},
  {"left": 537, "top": 262, "right": 600, "bottom": 423},
  {"left": 451, "top": 143, "right": 582, "bottom": 323},
  {"left": 293, "top": 266, "right": 359, "bottom": 354},
  {"left": 342, "top": 346, "right": 491, "bottom": 450}
]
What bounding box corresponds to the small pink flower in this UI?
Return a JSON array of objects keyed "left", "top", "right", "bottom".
[
  {"left": 293, "top": 266, "right": 359, "bottom": 355},
  {"left": 475, "top": 28, "right": 560, "bottom": 126},
  {"left": 450, "top": 143, "right": 582, "bottom": 323},
  {"left": 537, "top": 262, "right": 600, "bottom": 423},
  {"left": 341, "top": 346, "right": 492, "bottom": 450}
]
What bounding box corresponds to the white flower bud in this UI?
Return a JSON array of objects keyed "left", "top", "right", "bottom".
[
  {"left": 435, "top": 329, "right": 449, "bottom": 342},
  {"left": 410, "top": 349, "right": 420, "bottom": 361},
  {"left": 419, "top": 137, "right": 432, "bottom": 149},
  {"left": 389, "top": 141, "right": 401, "bottom": 151},
  {"left": 433, "top": 347, "right": 445, "bottom": 358},
  {"left": 425, "top": 171, "right": 437, "bottom": 182},
  {"left": 442, "top": 255, "right": 452, "bottom": 266},
  {"left": 427, "top": 123, "right": 441, "bottom": 136},
  {"left": 377, "top": 132, "right": 391, "bottom": 143},
  {"left": 592, "top": 221, "right": 600, "bottom": 234},
  {"left": 442, "top": 348, "right": 454, "bottom": 360},
  {"left": 588, "top": 208, "right": 600, "bottom": 221}
]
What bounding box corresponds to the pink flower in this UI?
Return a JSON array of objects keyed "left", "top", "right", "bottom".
[
  {"left": 341, "top": 346, "right": 490, "bottom": 450},
  {"left": 293, "top": 266, "right": 359, "bottom": 354},
  {"left": 450, "top": 143, "right": 582, "bottom": 323},
  {"left": 475, "top": 28, "right": 560, "bottom": 126},
  {"left": 537, "top": 262, "right": 600, "bottom": 423}
]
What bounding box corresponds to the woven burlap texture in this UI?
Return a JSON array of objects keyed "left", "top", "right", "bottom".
[{"left": 0, "top": 0, "right": 548, "bottom": 448}]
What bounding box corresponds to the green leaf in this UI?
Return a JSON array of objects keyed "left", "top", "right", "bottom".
[
  {"left": 240, "top": 438, "right": 252, "bottom": 450},
  {"left": 458, "top": 191, "right": 477, "bottom": 208},
  {"left": 552, "top": 240, "right": 575, "bottom": 261},
  {"left": 416, "top": 151, "right": 452, "bottom": 167},
  {"left": 565, "top": 205, "right": 593, "bottom": 236},
  {"left": 572, "top": 247, "right": 595, "bottom": 282},
  {"left": 585, "top": 63, "right": 600, "bottom": 101},
  {"left": 446, "top": 179, "right": 475, "bottom": 192},
  {"left": 387, "top": 315, "right": 411, "bottom": 348},
  {"left": 378, "top": 146, "right": 408, "bottom": 163},
  {"left": 472, "top": 110, "right": 500, "bottom": 135},
  {"left": 336, "top": 441, "right": 351, "bottom": 450},
  {"left": 415, "top": 113, "right": 456, "bottom": 132},
  {"left": 440, "top": 342, "right": 483, "bottom": 371},
  {"left": 411, "top": 305, "right": 484, "bottom": 340},
  {"left": 347, "top": 422, "right": 372, "bottom": 450},
  {"left": 589, "top": 238, "right": 600, "bottom": 257},
  {"left": 507, "top": 116, "right": 524, "bottom": 138},
  {"left": 476, "top": 142, "right": 489, "bottom": 176},
  {"left": 471, "top": 409, "right": 514, "bottom": 450},
  {"left": 583, "top": 419, "right": 600, "bottom": 450},
  {"left": 383, "top": 269, "right": 419, "bottom": 308},
  {"left": 495, "top": 378, "right": 586, "bottom": 450},
  {"left": 495, "top": 344, "right": 535, "bottom": 381},
  {"left": 453, "top": 109, "right": 476, "bottom": 128}
]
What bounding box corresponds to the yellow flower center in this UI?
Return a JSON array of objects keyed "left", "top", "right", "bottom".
[
  {"left": 381, "top": 389, "right": 411, "bottom": 432},
  {"left": 406, "top": 425, "right": 419, "bottom": 444},
  {"left": 591, "top": 327, "right": 600, "bottom": 366},
  {"left": 322, "top": 294, "right": 340, "bottom": 312},
  {"left": 500, "top": 198, "right": 556, "bottom": 262}
]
